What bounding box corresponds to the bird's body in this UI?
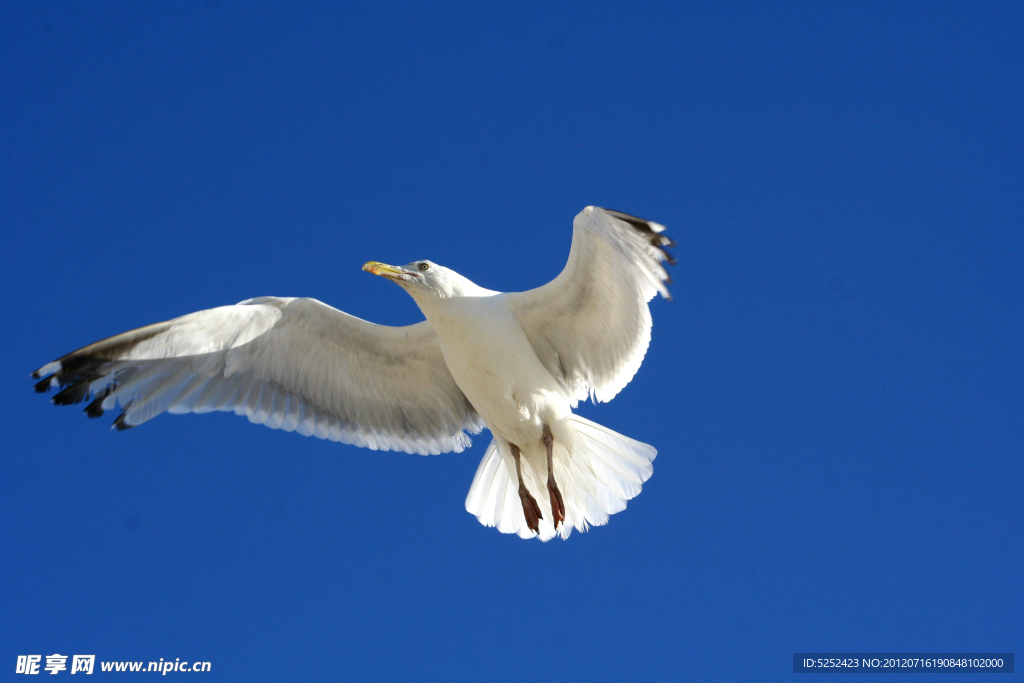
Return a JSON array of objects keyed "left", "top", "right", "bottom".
[
  {"left": 426, "top": 292, "right": 570, "bottom": 449},
  {"left": 425, "top": 291, "right": 580, "bottom": 539},
  {"left": 32, "top": 207, "right": 674, "bottom": 540}
]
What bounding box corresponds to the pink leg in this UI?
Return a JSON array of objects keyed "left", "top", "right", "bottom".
[
  {"left": 512, "top": 442, "right": 542, "bottom": 534},
  {"left": 543, "top": 425, "right": 566, "bottom": 528}
]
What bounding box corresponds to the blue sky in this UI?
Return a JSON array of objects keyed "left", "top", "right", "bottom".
[{"left": 1, "top": 2, "right": 1020, "bottom": 680}]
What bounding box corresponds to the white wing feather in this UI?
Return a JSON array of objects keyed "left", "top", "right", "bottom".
[
  {"left": 33, "top": 297, "right": 484, "bottom": 455},
  {"left": 508, "top": 206, "right": 674, "bottom": 404}
]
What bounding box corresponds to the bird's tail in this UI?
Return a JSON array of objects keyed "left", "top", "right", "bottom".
[{"left": 464, "top": 415, "right": 657, "bottom": 541}]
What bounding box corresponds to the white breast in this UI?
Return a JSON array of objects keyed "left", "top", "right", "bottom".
[{"left": 425, "top": 294, "right": 571, "bottom": 445}]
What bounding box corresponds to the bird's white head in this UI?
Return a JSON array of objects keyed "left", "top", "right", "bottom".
[{"left": 362, "top": 260, "right": 491, "bottom": 300}]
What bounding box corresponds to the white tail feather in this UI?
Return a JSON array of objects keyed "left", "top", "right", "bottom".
[{"left": 465, "top": 415, "right": 657, "bottom": 541}]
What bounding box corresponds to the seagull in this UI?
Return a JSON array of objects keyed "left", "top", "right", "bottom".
[{"left": 32, "top": 207, "right": 674, "bottom": 540}]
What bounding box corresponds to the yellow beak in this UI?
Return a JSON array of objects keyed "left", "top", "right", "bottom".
[{"left": 362, "top": 261, "right": 408, "bottom": 280}]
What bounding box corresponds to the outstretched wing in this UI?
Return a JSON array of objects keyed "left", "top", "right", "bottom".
[
  {"left": 32, "top": 297, "right": 484, "bottom": 455},
  {"left": 507, "top": 207, "right": 674, "bottom": 404}
]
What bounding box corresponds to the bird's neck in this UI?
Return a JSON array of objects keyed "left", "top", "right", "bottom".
[{"left": 408, "top": 284, "right": 500, "bottom": 321}]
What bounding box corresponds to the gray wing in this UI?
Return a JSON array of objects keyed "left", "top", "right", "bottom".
[
  {"left": 32, "top": 297, "right": 484, "bottom": 455},
  {"left": 507, "top": 207, "right": 674, "bottom": 404}
]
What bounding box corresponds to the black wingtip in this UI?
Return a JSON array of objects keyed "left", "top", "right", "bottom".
[
  {"left": 53, "top": 384, "right": 90, "bottom": 406},
  {"left": 85, "top": 397, "right": 106, "bottom": 418},
  {"left": 604, "top": 208, "right": 678, "bottom": 272},
  {"left": 604, "top": 209, "right": 656, "bottom": 233},
  {"left": 84, "top": 386, "right": 114, "bottom": 418},
  {"left": 34, "top": 376, "right": 54, "bottom": 393},
  {"left": 112, "top": 413, "right": 134, "bottom": 431}
]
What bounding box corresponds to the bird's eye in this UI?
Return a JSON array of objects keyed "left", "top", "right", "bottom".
[{"left": 419, "top": 263, "right": 430, "bottom": 271}]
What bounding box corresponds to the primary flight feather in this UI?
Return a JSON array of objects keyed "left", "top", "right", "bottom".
[{"left": 32, "top": 207, "right": 673, "bottom": 541}]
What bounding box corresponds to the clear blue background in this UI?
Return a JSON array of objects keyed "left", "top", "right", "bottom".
[{"left": 1, "top": 2, "right": 1020, "bottom": 681}]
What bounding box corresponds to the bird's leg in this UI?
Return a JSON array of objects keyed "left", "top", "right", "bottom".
[
  {"left": 511, "top": 442, "right": 542, "bottom": 534},
  {"left": 543, "top": 424, "right": 566, "bottom": 528}
]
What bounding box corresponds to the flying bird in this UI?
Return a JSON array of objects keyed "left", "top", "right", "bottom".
[{"left": 32, "top": 207, "right": 674, "bottom": 540}]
